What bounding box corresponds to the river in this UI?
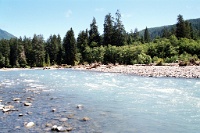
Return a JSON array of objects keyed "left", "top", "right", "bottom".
[{"left": 0, "top": 69, "right": 200, "bottom": 133}]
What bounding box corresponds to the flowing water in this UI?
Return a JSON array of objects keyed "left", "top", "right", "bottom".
[{"left": 0, "top": 69, "right": 200, "bottom": 133}]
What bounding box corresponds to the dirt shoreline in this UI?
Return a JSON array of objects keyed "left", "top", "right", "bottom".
[{"left": 74, "top": 64, "right": 200, "bottom": 78}]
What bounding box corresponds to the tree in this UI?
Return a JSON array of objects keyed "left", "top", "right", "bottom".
[
  {"left": 144, "top": 27, "right": 150, "bottom": 43},
  {"left": 103, "top": 13, "right": 114, "bottom": 46},
  {"left": 32, "top": 34, "right": 45, "bottom": 67},
  {"left": 113, "top": 10, "right": 126, "bottom": 46},
  {"left": 63, "top": 28, "right": 76, "bottom": 66},
  {"left": 89, "top": 17, "right": 101, "bottom": 47},
  {"left": 176, "top": 14, "right": 186, "bottom": 38},
  {"left": 77, "top": 30, "right": 89, "bottom": 63}
]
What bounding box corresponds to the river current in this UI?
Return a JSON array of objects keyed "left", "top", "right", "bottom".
[{"left": 0, "top": 69, "right": 200, "bottom": 133}]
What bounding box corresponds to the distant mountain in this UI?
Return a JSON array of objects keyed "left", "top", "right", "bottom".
[
  {"left": 139, "top": 18, "right": 200, "bottom": 39},
  {"left": 0, "top": 29, "right": 16, "bottom": 40}
]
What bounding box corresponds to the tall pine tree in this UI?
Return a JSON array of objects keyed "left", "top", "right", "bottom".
[
  {"left": 144, "top": 27, "right": 150, "bottom": 43},
  {"left": 89, "top": 17, "right": 100, "bottom": 47},
  {"left": 63, "top": 28, "right": 76, "bottom": 66},
  {"left": 103, "top": 13, "right": 114, "bottom": 46}
]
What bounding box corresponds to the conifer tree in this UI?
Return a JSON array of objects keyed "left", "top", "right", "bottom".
[
  {"left": 144, "top": 27, "right": 150, "bottom": 43},
  {"left": 103, "top": 13, "right": 114, "bottom": 46},
  {"left": 89, "top": 17, "right": 100, "bottom": 47},
  {"left": 63, "top": 28, "right": 76, "bottom": 66}
]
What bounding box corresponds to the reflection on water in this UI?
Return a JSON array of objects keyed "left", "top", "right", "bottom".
[{"left": 0, "top": 69, "right": 200, "bottom": 133}]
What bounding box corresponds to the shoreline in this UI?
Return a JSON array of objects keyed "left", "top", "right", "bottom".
[
  {"left": 74, "top": 64, "right": 200, "bottom": 78},
  {"left": 1, "top": 64, "right": 200, "bottom": 78}
]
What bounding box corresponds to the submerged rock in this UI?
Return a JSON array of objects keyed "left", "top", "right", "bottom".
[
  {"left": 82, "top": 117, "right": 90, "bottom": 121},
  {"left": 76, "top": 104, "right": 83, "bottom": 109},
  {"left": 59, "top": 118, "right": 68, "bottom": 122},
  {"left": 67, "top": 114, "right": 75, "bottom": 119}
]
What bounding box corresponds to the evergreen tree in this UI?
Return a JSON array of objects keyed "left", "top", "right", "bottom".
[
  {"left": 63, "top": 28, "right": 76, "bottom": 66},
  {"left": 103, "top": 13, "right": 114, "bottom": 46},
  {"left": 89, "top": 17, "right": 100, "bottom": 47},
  {"left": 32, "top": 34, "right": 45, "bottom": 67},
  {"left": 113, "top": 10, "right": 126, "bottom": 46},
  {"left": 77, "top": 30, "right": 89, "bottom": 62},
  {"left": 144, "top": 27, "right": 150, "bottom": 43},
  {"left": 176, "top": 14, "right": 186, "bottom": 38},
  {"left": 162, "top": 27, "right": 170, "bottom": 38}
]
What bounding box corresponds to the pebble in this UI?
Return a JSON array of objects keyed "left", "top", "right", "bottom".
[
  {"left": 52, "top": 108, "right": 56, "bottom": 112},
  {"left": 13, "top": 98, "right": 21, "bottom": 101},
  {"left": 77, "top": 104, "right": 83, "bottom": 109},
  {"left": 67, "top": 114, "right": 75, "bottom": 119},
  {"left": 19, "top": 113, "right": 23, "bottom": 117},
  {"left": 59, "top": 118, "right": 68, "bottom": 122},
  {"left": 82, "top": 117, "right": 90, "bottom": 121},
  {"left": 25, "top": 122, "right": 35, "bottom": 128},
  {"left": 24, "top": 102, "right": 32, "bottom": 106}
]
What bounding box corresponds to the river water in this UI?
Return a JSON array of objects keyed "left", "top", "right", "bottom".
[{"left": 0, "top": 69, "right": 200, "bottom": 133}]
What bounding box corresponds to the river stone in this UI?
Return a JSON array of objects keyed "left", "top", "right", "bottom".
[
  {"left": 59, "top": 118, "right": 68, "bottom": 122},
  {"left": 25, "top": 122, "right": 35, "bottom": 128},
  {"left": 4, "top": 105, "right": 14, "bottom": 109},
  {"left": 77, "top": 104, "right": 83, "bottom": 109},
  {"left": 52, "top": 108, "right": 56, "bottom": 112},
  {"left": 13, "top": 98, "right": 21, "bottom": 101},
  {"left": 67, "top": 114, "right": 75, "bottom": 119},
  {"left": 2, "top": 108, "right": 10, "bottom": 112},
  {"left": 51, "top": 125, "right": 58, "bottom": 130},
  {"left": 57, "top": 126, "right": 68, "bottom": 132},
  {"left": 19, "top": 113, "right": 23, "bottom": 117},
  {"left": 82, "top": 117, "right": 90, "bottom": 121},
  {"left": 24, "top": 102, "right": 32, "bottom": 106}
]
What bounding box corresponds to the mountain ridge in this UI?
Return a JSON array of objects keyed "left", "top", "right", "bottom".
[
  {"left": 0, "top": 28, "right": 16, "bottom": 40},
  {"left": 139, "top": 18, "right": 200, "bottom": 39}
]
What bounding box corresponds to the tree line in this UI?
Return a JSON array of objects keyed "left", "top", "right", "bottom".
[{"left": 0, "top": 11, "right": 200, "bottom": 68}]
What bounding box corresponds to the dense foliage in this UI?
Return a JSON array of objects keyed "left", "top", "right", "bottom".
[{"left": 0, "top": 12, "right": 200, "bottom": 68}]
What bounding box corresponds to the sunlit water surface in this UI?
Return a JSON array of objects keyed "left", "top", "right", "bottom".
[{"left": 0, "top": 69, "right": 200, "bottom": 133}]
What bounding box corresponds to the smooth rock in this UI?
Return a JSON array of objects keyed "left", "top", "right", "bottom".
[
  {"left": 51, "top": 125, "right": 58, "bottom": 130},
  {"left": 13, "top": 98, "right": 21, "bottom": 101},
  {"left": 77, "top": 104, "right": 83, "bottom": 109},
  {"left": 4, "top": 105, "right": 14, "bottom": 109},
  {"left": 67, "top": 114, "right": 75, "bottom": 119},
  {"left": 24, "top": 102, "right": 32, "bottom": 106},
  {"left": 2, "top": 108, "right": 10, "bottom": 112},
  {"left": 25, "top": 122, "right": 35, "bottom": 128},
  {"left": 57, "top": 126, "right": 68, "bottom": 132},
  {"left": 45, "top": 123, "right": 53, "bottom": 127},
  {"left": 0, "top": 100, "right": 2, "bottom": 102},
  {"left": 52, "top": 108, "right": 56, "bottom": 112},
  {"left": 59, "top": 118, "right": 68, "bottom": 122},
  {"left": 19, "top": 113, "right": 23, "bottom": 117},
  {"left": 82, "top": 117, "right": 90, "bottom": 121}
]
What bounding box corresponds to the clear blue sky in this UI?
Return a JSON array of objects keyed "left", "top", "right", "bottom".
[{"left": 0, "top": 0, "right": 199, "bottom": 40}]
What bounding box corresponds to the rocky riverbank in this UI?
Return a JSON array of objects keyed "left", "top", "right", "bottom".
[{"left": 74, "top": 64, "right": 200, "bottom": 78}]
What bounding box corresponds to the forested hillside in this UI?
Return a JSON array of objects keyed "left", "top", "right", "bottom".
[
  {"left": 0, "top": 11, "right": 200, "bottom": 68},
  {"left": 0, "top": 29, "right": 15, "bottom": 40},
  {"left": 139, "top": 18, "right": 200, "bottom": 39}
]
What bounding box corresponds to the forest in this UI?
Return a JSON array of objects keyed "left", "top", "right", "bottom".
[{"left": 0, "top": 11, "right": 200, "bottom": 68}]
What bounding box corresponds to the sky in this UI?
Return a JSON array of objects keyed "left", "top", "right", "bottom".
[{"left": 0, "top": 0, "right": 199, "bottom": 40}]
